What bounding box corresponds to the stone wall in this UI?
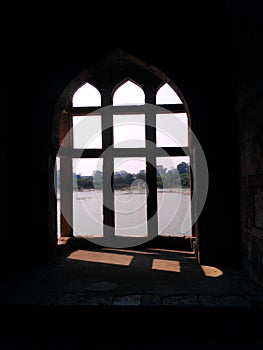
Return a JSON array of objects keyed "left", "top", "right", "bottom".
[{"left": 239, "top": 94, "right": 263, "bottom": 286}]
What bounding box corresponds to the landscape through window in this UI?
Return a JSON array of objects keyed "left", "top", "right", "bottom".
[{"left": 57, "top": 78, "right": 192, "bottom": 239}]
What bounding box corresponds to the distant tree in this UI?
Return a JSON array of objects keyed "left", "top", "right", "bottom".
[
  {"left": 75, "top": 165, "right": 190, "bottom": 191},
  {"left": 114, "top": 176, "right": 127, "bottom": 189},
  {"left": 180, "top": 173, "right": 190, "bottom": 188},
  {"left": 137, "top": 172, "right": 146, "bottom": 181},
  {"left": 124, "top": 173, "right": 134, "bottom": 185},
  {"left": 157, "top": 174, "right": 163, "bottom": 188},
  {"left": 93, "top": 170, "right": 103, "bottom": 179},
  {"left": 177, "top": 162, "right": 189, "bottom": 175},
  {"left": 156, "top": 165, "right": 167, "bottom": 175},
  {"left": 77, "top": 176, "right": 94, "bottom": 189}
]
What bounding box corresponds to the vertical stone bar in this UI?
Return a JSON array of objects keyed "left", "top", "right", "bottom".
[
  {"left": 145, "top": 88, "right": 158, "bottom": 239},
  {"left": 59, "top": 108, "right": 73, "bottom": 237},
  {"left": 101, "top": 94, "right": 115, "bottom": 238},
  {"left": 60, "top": 157, "right": 73, "bottom": 237}
]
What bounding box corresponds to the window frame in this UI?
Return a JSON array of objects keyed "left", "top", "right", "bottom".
[{"left": 53, "top": 53, "right": 196, "bottom": 248}]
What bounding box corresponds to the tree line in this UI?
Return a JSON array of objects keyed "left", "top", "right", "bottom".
[{"left": 72, "top": 162, "right": 190, "bottom": 190}]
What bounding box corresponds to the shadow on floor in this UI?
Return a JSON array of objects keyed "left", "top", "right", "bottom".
[
  {"left": 1, "top": 242, "right": 263, "bottom": 348},
  {"left": 2, "top": 242, "right": 263, "bottom": 307}
]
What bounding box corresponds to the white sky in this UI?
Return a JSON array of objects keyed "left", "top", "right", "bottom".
[
  {"left": 113, "top": 81, "right": 145, "bottom": 105},
  {"left": 72, "top": 158, "right": 103, "bottom": 176},
  {"left": 115, "top": 157, "right": 146, "bottom": 173},
  {"left": 68, "top": 156, "right": 190, "bottom": 176},
  {"left": 113, "top": 114, "right": 145, "bottom": 148},
  {"left": 73, "top": 83, "right": 101, "bottom": 107},
  {"left": 157, "top": 156, "right": 190, "bottom": 171},
  {"left": 63, "top": 81, "right": 188, "bottom": 176}
]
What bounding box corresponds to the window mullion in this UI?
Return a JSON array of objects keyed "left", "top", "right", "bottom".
[
  {"left": 101, "top": 108, "right": 115, "bottom": 238},
  {"left": 156, "top": 147, "right": 190, "bottom": 157},
  {"left": 60, "top": 110, "right": 73, "bottom": 238},
  {"left": 156, "top": 104, "right": 186, "bottom": 113},
  {"left": 60, "top": 157, "right": 73, "bottom": 237},
  {"left": 145, "top": 104, "right": 158, "bottom": 239}
]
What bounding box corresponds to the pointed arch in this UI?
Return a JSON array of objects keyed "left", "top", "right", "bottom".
[
  {"left": 72, "top": 82, "right": 101, "bottom": 107},
  {"left": 113, "top": 79, "right": 145, "bottom": 106},
  {"left": 156, "top": 83, "right": 182, "bottom": 104},
  {"left": 51, "top": 49, "right": 195, "bottom": 249}
]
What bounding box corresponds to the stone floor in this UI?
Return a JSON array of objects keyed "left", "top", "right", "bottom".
[
  {"left": 2, "top": 245, "right": 263, "bottom": 307},
  {"left": 1, "top": 244, "right": 263, "bottom": 348}
]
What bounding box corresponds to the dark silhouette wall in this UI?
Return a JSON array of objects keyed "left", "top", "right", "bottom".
[
  {"left": 3, "top": 1, "right": 262, "bottom": 286},
  {"left": 232, "top": 2, "right": 263, "bottom": 285}
]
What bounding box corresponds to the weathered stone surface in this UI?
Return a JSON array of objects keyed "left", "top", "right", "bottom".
[
  {"left": 163, "top": 296, "right": 183, "bottom": 306},
  {"left": 244, "top": 295, "right": 263, "bottom": 307},
  {"left": 163, "top": 295, "right": 199, "bottom": 306},
  {"left": 55, "top": 293, "right": 81, "bottom": 305},
  {"left": 79, "top": 295, "right": 112, "bottom": 305},
  {"left": 239, "top": 95, "right": 263, "bottom": 287},
  {"left": 112, "top": 294, "right": 141, "bottom": 306},
  {"left": 220, "top": 296, "right": 251, "bottom": 308},
  {"left": 141, "top": 294, "right": 162, "bottom": 306},
  {"left": 85, "top": 281, "right": 118, "bottom": 292},
  {"left": 255, "top": 189, "right": 263, "bottom": 229},
  {"left": 199, "top": 295, "right": 221, "bottom": 307},
  {"left": 239, "top": 279, "right": 263, "bottom": 296},
  {"left": 180, "top": 295, "right": 200, "bottom": 306}
]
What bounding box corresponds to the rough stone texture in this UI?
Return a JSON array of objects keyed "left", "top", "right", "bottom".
[
  {"left": 163, "top": 295, "right": 199, "bottom": 307},
  {"left": 239, "top": 95, "right": 263, "bottom": 287},
  {"left": 112, "top": 294, "right": 141, "bottom": 306},
  {"left": 2, "top": 248, "right": 263, "bottom": 307},
  {"left": 141, "top": 294, "right": 162, "bottom": 306},
  {"left": 55, "top": 293, "right": 81, "bottom": 305},
  {"left": 220, "top": 296, "right": 251, "bottom": 308},
  {"left": 247, "top": 235, "right": 263, "bottom": 286},
  {"left": 255, "top": 189, "right": 263, "bottom": 229},
  {"left": 79, "top": 295, "right": 112, "bottom": 306},
  {"left": 199, "top": 295, "right": 222, "bottom": 307},
  {"left": 162, "top": 296, "right": 184, "bottom": 306},
  {"left": 84, "top": 281, "right": 118, "bottom": 292},
  {"left": 244, "top": 295, "right": 263, "bottom": 307}
]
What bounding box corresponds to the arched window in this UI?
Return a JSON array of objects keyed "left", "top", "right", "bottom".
[
  {"left": 72, "top": 82, "right": 101, "bottom": 107},
  {"left": 156, "top": 83, "right": 182, "bottom": 104},
  {"left": 53, "top": 50, "right": 193, "bottom": 248},
  {"left": 113, "top": 80, "right": 145, "bottom": 106}
]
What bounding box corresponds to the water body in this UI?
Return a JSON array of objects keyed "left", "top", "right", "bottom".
[{"left": 57, "top": 189, "right": 192, "bottom": 238}]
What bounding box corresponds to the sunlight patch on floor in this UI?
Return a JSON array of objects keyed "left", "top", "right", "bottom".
[
  {"left": 152, "top": 259, "right": 181, "bottom": 273},
  {"left": 67, "top": 250, "right": 134, "bottom": 266},
  {"left": 200, "top": 265, "right": 224, "bottom": 277}
]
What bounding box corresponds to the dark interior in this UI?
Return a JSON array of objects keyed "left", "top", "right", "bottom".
[{"left": 2, "top": 1, "right": 263, "bottom": 348}]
